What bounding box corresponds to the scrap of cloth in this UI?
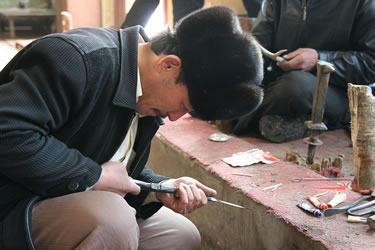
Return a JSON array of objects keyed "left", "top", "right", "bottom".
[{"left": 222, "top": 148, "right": 279, "bottom": 167}]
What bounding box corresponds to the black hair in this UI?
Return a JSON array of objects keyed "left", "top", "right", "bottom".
[
  {"left": 150, "top": 6, "right": 264, "bottom": 120},
  {"left": 150, "top": 28, "right": 177, "bottom": 56}
]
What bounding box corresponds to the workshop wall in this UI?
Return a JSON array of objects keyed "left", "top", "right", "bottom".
[
  {"left": 65, "top": 0, "right": 101, "bottom": 28},
  {"left": 0, "top": 0, "right": 55, "bottom": 38}
]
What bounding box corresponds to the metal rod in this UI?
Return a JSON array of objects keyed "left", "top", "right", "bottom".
[
  {"left": 207, "top": 197, "right": 245, "bottom": 209},
  {"left": 292, "top": 177, "right": 353, "bottom": 183}
]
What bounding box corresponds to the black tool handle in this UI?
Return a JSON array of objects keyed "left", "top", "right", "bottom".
[{"left": 134, "top": 180, "right": 177, "bottom": 194}]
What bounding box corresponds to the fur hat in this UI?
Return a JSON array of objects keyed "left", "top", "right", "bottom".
[{"left": 174, "top": 6, "right": 264, "bottom": 120}]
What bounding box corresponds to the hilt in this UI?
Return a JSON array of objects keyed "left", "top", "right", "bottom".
[{"left": 305, "top": 60, "right": 335, "bottom": 164}]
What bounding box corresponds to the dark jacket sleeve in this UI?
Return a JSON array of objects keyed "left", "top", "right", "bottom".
[
  {"left": 318, "top": 0, "right": 375, "bottom": 87},
  {"left": 0, "top": 37, "right": 101, "bottom": 197},
  {"left": 252, "top": 0, "right": 275, "bottom": 49}
]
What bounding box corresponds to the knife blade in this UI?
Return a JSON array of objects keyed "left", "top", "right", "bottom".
[
  {"left": 134, "top": 180, "right": 244, "bottom": 209},
  {"left": 207, "top": 197, "right": 245, "bottom": 209}
]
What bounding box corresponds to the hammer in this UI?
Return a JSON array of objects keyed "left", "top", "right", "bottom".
[{"left": 304, "top": 60, "right": 335, "bottom": 165}]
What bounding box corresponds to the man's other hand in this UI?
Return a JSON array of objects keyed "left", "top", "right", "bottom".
[
  {"left": 91, "top": 161, "right": 141, "bottom": 197},
  {"left": 156, "top": 177, "right": 217, "bottom": 214}
]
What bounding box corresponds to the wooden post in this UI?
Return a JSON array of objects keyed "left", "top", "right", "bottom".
[
  {"left": 60, "top": 11, "right": 73, "bottom": 32},
  {"left": 348, "top": 83, "right": 375, "bottom": 190}
]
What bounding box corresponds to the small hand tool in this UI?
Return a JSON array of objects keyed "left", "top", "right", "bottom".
[
  {"left": 347, "top": 215, "right": 367, "bottom": 223},
  {"left": 347, "top": 199, "right": 375, "bottom": 216},
  {"left": 347, "top": 215, "right": 375, "bottom": 231},
  {"left": 324, "top": 190, "right": 375, "bottom": 217},
  {"left": 292, "top": 177, "right": 352, "bottom": 183},
  {"left": 347, "top": 194, "right": 375, "bottom": 231},
  {"left": 258, "top": 43, "right": 287, "bottom": 63},
  {"left": 134, "top": 180, "right": 244, "bottom": 209},
  {"left": 304, "top": 60, "right": 335, "bottom": 164}
]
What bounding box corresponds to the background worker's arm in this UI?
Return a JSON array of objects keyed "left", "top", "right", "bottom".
[{"left": 277, "top": 48, "right": 319, "bottom": 72}]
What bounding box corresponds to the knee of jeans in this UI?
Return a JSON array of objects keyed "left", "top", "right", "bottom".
[
  {"left": 277, "top": 73, "right": 314, "bottom": 98},
  {"left": 281, "top": 70, "right": 315, "bottom": 82},
  {"left": 265, "top": 72, "right": 315, "bottom": 110},
  {"left": 84, "top": 192, "right": 139, "bottom": 248},
  {"left": 176, "top": 222, "right": 201, "bottom": 250}
]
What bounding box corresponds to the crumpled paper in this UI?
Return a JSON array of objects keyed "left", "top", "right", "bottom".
[{"left": 222, "top": 148, "right": 280, "bottom": 167}]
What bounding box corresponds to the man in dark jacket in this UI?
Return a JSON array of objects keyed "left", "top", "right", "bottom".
[
  {"left": 0, "top": 6, "right": 263, "bottom": 250},
  {"left": 232, "top": 0, "right": 375, "bottom": 142}
]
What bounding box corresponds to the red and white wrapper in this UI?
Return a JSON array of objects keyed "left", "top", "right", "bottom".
[{"left": 222, "top": 148, "right": 280, "bottom": 167}]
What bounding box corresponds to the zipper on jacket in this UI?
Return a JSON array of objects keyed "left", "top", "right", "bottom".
[{"left": 302, "top": 0, "right": 307, "bottom": 23}]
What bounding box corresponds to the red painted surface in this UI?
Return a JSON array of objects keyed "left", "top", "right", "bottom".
[{"left": 157, "top": 114, "right": 375, "bottom": 249}]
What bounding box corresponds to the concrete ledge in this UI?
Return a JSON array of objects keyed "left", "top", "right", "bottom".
[{"left": 148, "top": 114, "right": 375, "bottom": 249}]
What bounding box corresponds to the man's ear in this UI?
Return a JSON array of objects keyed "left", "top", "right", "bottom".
[{"left": 156, "top": 55, "right": 181, "bottom": 72}]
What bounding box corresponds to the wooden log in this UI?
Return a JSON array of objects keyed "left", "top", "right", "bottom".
[{"left": 348, "top": 83, "right": 375, "bottom": 190}]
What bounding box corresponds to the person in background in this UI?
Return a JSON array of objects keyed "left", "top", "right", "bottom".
[
  {"left": 172, "top": 0, "right": 263, "bottom": 23},
  {"left": 231, "top": 0, "right": 375, "bottom": 143},
  {"left": 242, "top": 0, "right": 263, "bottom": 18},
  {"left": 121, "top": 0, "right": 160, "bottom": 28},
  {"left": 121, "top": 0, "right": 263, "bottom": 28},
  {"left": 0, "top": 6, "right": 263, "bottom": 250}
]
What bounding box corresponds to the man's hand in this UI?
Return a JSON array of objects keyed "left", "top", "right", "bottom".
[
  {"left": 156, "top": 177, "right": 217, "bottom": 214},
  {"left": 277, "top": 48, "right": 318, "bottom": 72},
  {"left": 91, "top": 161, "right": 141, "bottom": 197}
]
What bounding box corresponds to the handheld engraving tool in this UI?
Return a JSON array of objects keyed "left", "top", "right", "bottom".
[{"left": 134, "top": 180, "right": 244, "bottom": 209}]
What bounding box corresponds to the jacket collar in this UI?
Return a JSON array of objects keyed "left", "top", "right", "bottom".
[{"left": 113, "top": 26, "right": 149, "bottom": 110}]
